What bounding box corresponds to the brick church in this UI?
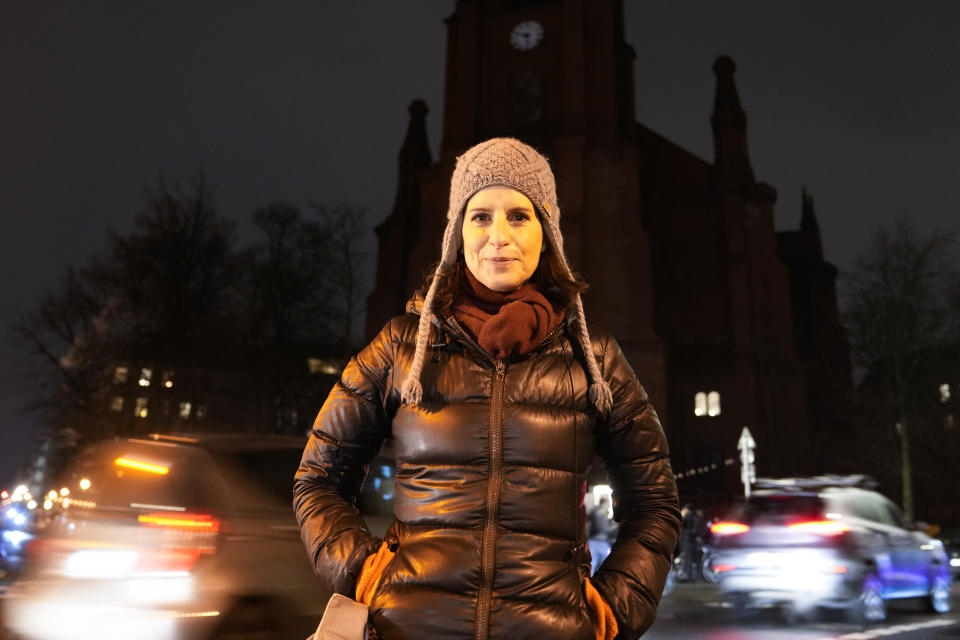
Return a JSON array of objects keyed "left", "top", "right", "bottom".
[{"left": 366, "top": 0, "right": 853, "bottom": 498}]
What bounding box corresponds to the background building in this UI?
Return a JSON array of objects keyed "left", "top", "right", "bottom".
[{"left": 366, "top": 0, "right": 853, "bottom": 498}]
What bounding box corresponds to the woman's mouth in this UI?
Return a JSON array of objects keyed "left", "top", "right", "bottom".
[{"left": 484, "top": 257, "right": 516, "bottom": 269}]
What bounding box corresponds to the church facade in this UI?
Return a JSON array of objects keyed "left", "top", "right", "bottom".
[{"left": 366, "top": 0, "right": 852, "bottom": 498}]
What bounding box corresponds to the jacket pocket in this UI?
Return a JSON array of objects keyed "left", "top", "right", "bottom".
[
  {"left": 582, "top": 577, "right": 618, "bottom": 640},
  {"left": 314, "top": 430, "right": 344, "bottom": 447},
  {"left": 366, "top": 540, "right": 399, "bottom": 609},
  {"left": 356, "top": 541, "right": 396, "bottom": 606}
]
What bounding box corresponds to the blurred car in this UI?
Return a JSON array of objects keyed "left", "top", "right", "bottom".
[
  {"left": 709, "top": 475, "right": 952, "bottom": 623},
  {"left": 1, "top": 496, "right": 35, "bottom": 576},
  {"left": 939, "top": 527, "right": 960, "bottom": 580},
  {"left": 4, "top": 433, "right": 394, "bottom": 640}
]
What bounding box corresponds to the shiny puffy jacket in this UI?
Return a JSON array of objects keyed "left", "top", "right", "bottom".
[{"left": 294, "top": 309, "right": 680, "bottom": 639}]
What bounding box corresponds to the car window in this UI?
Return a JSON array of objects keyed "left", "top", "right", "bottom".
[
  {"left": 879, "top": 498, "right": 906, "bottom": 529},
  {"left": 834, "top": 492, "right": 898, "bottom": 527},
  {"left": 734, "top": 495, "right": 824, "bottom": 523},
  {"left": 841, "top": 494, "right": 880, "bottom": 523},
  {"left": 823, "top": 493, "right": 857, "bottom": 519},
  {"left": 64, "top": 444, "right": 228, "bottom": 512}
]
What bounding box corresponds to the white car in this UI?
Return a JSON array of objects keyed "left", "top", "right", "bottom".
[
  {"left": 4, "top": 433, "right": 392, "bottom": 640},
  {"left": 709, "top": 476, "right": 952, "bottom": 623}
]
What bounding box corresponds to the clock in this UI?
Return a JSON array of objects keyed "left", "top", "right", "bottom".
[{"left": 509, "top": 20, "right": 543, "bottom": 51}]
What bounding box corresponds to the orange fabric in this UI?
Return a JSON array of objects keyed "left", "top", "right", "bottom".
[
  {"left": 355, "top": 541, "right": 395, "bottom": 605},
  {"left": 584, "top": 577, "right": 618, "bottom": 640}
]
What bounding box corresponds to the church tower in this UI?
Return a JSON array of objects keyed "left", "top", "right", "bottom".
[{"left": 369, "top": 0, "right": 668, "bottom": 413}]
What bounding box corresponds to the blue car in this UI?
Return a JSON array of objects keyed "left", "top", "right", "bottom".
[
  {"left": 1, "top": 500, "right": 35, "bottom": 574},
  {"left": 709, "top": 476, "right": 952, "bottom": 623}
]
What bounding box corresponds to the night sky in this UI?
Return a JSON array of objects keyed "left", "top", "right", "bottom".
[{"left": 2, "top": 1, "right": 958, "bottom": 486}]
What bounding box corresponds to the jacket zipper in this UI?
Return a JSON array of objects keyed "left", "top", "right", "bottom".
[
  {"left": 476, "top": 359, "right": 506, "bottom": 640},
  {"left": 445, "top": 317, "right": 497, "bottom": 363},
  {"left": 442, "top": 316, "right": 561, "bottom": 639},
  {"left": 441, "top": 318, "right": 501, "bottom": 640}
]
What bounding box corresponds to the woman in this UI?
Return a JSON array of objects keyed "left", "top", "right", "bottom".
[{"left": 295, "top": 138, "right": 680, "bottom": 639}]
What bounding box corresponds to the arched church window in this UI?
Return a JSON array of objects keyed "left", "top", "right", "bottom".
[
  {"left": 707, "top": 391, "right": 721, "bottom": 417},
  {"left": 694, "top": 392, "right": 707, "bottom": 416}
]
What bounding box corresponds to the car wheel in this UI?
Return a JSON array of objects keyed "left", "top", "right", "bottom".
[
  {"left": 208, "top": 601, "right": 284, "bottom": 640},
  {"left": 928, "top": 575, "right": 952, "bottom": 613},
  {"left": 848, "top": 573, "right": 886, "bottom": 625}
]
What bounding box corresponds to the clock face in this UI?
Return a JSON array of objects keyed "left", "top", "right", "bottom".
[{"left": 509, "top": 20, "right": 543, "bottom": 51}]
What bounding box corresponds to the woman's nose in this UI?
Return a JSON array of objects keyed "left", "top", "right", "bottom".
[{"left": 488, "top": 213, "right": 510, "bottom": 246}]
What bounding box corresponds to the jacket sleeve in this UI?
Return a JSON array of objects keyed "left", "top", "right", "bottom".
[
  {"left": 293, "top": 318, "right": 398, "bottom": 595},
  {"left": 589, "top": 333, "right": 681, "bottom": 638}
]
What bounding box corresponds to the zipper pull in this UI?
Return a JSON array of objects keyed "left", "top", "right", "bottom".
[{"left": 495, "top": 361, "right": 505, "bottom": 381}]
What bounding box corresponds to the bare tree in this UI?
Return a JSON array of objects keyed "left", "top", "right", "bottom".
[
  {"left": 15, "top": 171, "right": 375, "bottom": 444},
  {"left": 15, "top": 171, "right": 240, "bottom": 442},
  {"left": 87, "top": 171, "right": 238, "bottom": 354},
  {"left": 842, "top": 217, "right": 958, "bottom": 521},
  {"left": 309, "top": 202, "right": 372, "bottom": 353},
  {"left": 14, "top": 267, "right": 112, "bottom": 438}
]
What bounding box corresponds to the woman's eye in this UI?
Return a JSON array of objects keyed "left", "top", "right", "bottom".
[
  {"left": 510, "top": 212, "right": 531, "bottom": 223},
  {"left": 470, "top": 212, "right": 490, "bottom": 223}
]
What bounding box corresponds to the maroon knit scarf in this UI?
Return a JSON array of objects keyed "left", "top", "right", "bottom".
[{"left": 451, "top": 269, "right": 565, "bottom": 360}]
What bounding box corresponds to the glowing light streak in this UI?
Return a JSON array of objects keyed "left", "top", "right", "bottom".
[{"left": 115, "top": 458, "right": 169, "bottom": 475}]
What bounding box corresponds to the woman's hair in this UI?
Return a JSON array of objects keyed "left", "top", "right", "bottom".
[{"left": 417, "top": 238, "right": 588, "bottom": 316}]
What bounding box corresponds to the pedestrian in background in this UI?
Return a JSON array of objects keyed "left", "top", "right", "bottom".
[
  {"left": 295, "top": 138, "right": 681, "bottom": 639},
  {"left": 587, "top": 495, "right": 617, "bottom": 574}
]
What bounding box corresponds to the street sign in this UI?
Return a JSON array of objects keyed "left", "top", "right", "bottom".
[{"left": 737, "top": 426, "right": 757, "bottom": 498}]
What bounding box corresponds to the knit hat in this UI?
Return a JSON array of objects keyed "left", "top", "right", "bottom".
[{"left": 400, "top": 137, "right": 613, "bottom": 414}]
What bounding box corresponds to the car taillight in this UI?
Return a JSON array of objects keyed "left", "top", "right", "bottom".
[
  {"left": 135, "top": 512, "right": 220, "bottom": 573},
  {"left": 710, "top": 521, "right": 750, "bottom": 536},
  {"left": 138, "top": 512, "right": 220, "bottom": 532},
  {"left": 788, "top": 519, "right": 851, "bottom": 536}
]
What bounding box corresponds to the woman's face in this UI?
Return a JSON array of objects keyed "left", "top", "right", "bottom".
[{"left": 462, "top": 186, "right": 543, "bottom": 292}]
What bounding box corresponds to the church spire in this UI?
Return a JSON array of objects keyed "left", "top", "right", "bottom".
[
  {"left": 711, "top": 56, "right": 755, "bottom": 191},
  {"left": 801, "top": 187, "right": 823, "bottom": 258},
  {"left": 391, "top": 99, "right": 432, "bottom": 219},
  {"left": 398, "top": 99, "right": 432, "bottom": 173}
]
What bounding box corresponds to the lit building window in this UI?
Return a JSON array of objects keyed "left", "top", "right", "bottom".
[
  {"left": 113, "top": 366, "right": 128, "bottom": 384},
  {"left": 307, "top": 358, "right": 342, "bottom": 376},
  {"left": 179, "top": 402, "right": 192, "bottom": 419},
  {"left": 195, "top": 404, "right": 206, "bottom": 419},
  {"left": 138, "top": 368, "right": 153, "bottom": 387},
  {"left": 940, "top": 383, "right": 951, "bottom": 403},
  {"left": 134, "top": 397, "right": 148, "bottom": 418},
  {"left": 162, "top": 370, "right": 175, "bottom": 389},
  {"left": 110, "top": 396, "right": 124, "bottom": 412},
  {"left": 707, "top": 391, "right": 721, "bottom": 417},
  {"left": 694, "top": 392, "right": 707, "bottom": 416},
  {"left": 946, "top": 414, "right": 955, "bottom": 430}
]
